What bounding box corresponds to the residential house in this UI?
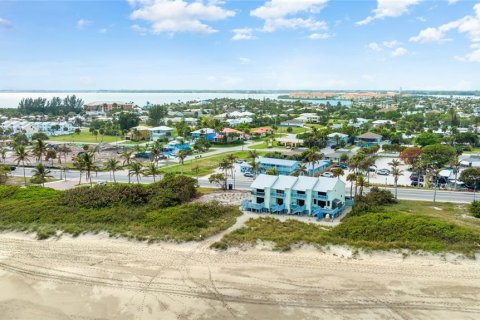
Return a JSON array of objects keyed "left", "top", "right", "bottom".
[
  {"left": 191, "top": 128, "right": 217, "bottom": 141},
  {"left": 83, "top": 101, "right": 134, "bottom": 116},
  {"left": 148, "top": 126, "right": 174, "bottom": 141},
  {"left": 327, "top": 132, "right": 349, "bottom": 146},
  {"left": 251, "top": 127, "right": 273, "bottom": 137},
  {"left": 355, "top": 132, "right": 383, "bottom": 147},
  {"left": 242, "top": 174, "right": 346, "bottom": 218},
  {"left": 280, "top": 119, "right": 304, "bottom": 127}
]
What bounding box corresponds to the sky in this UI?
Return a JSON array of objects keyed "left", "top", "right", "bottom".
[{"left": 1, "top": 0, "right": 480, "bottom": 91}]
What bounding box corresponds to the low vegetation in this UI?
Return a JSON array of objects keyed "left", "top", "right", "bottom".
[
  {"left": 0, "top": 174, "right": 241, "bottom": 241},
  {"left": 213, "top": 188, "right": 480, "bottom": 256}
]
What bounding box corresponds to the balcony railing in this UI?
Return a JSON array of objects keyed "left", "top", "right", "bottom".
[
  {"left": 313, "top": 194, "right": 328, "bottom": 201},
  {"left": 271, "top": 192, "right": 285, "bottom": 198},
  {"left": 292, "top": 192, "right": 306, "bottom": 199}
]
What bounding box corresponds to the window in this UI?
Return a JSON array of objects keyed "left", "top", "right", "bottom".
[
  {"left": 297, "top": 190, "right": 305, "bottom": 195},
  {"left": 318, "top": 191, "right": 327, "bottom": 196},
  {"left": 257, "top": 197, "right": 264, "bottom": 204},
  {"left": 276, "top": 190, "right": 284, "bottom": 194}
]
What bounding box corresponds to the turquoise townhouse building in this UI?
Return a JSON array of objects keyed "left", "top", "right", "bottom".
[{"left": 242, "top": 174, "right": 346, "bottom": 219}]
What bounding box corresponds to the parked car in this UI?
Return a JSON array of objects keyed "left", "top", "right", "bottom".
[
  {"left": 377, "top": 168, "right": 390, "bottom": 176},
  {"left": 235, "top": 159, "right": 245, "bottom": 164},
  {"left": 368, "top": 167, "right": 376, "bottom": 172},
  {"left": 334, "top": 163, "right": 348, "bottom": 170},
  {"left": 330, "top": 144, "right": 337, "bottom": 149},
  {"left": 244, "top": 172, "right": 254, "bottom": 178},
  {"left": 321, "top": 172, "right": 334, "bottom": 178},
  {"left": 411, "top": 181, "right": 424, "bottom": 187},
  {"left": 410, "top": 173, "right": 424, "bottom": 182}
]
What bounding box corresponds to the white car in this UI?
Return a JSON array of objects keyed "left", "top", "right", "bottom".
[{"left": 320, "top": 172, "right": 334, "bottom": 178}]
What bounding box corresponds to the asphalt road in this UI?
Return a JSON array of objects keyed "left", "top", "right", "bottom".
[{"left": 11, "top": 166, "right": 479, "bottom": 203}]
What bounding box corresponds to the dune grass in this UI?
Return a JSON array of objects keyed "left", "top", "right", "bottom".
[
  {"left": 213, "top": 200, "right": 480, "bottom": 256},
  {"left": 0, "top": 183, "right": 242, "bottom": 242}
]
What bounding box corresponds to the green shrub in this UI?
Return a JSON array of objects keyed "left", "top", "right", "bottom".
[
  {"left": 470, "top": 201, "right": 480, "bottom": 218},
  {"left": 60, "top": 184, "right": 153, "bottom": 209}
]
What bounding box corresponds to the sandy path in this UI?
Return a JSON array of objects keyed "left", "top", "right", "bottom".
[{"left": 0, "top": 232, "right": 479, "bottom": 320}]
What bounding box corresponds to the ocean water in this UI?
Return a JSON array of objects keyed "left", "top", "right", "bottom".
[{"left": 0, "top": 91, "right": 351, "bottom": 109}]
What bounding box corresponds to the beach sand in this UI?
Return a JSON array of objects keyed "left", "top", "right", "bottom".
[{"left": 0, "top": 231, "right": 479, "bottom": 320}]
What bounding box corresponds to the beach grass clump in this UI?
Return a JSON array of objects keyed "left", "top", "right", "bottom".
[
  {"left": 0, "top": 175, "right": 241, "bottom": 241},
  {"left": 214, "top": 198, "right": 480, "bottom": 256}
]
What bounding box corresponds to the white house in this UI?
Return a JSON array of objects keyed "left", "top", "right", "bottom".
[
  {"left": 148, "top": 126, "right": 174, "bottom": 141},
  {"left": 242, "top": 174, "right": 346, "bottom": 219}
]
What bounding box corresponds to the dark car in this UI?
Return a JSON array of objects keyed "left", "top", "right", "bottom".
[{"left": 336, "top": 163, "right": 348, "bottom": 169}]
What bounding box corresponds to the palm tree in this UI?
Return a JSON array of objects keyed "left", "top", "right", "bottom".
[
  {"left": 121, "top": 150, "right": 134, "bottom": 183},
  {"left": 305, "top": 147, "right": 323, "bottom": 176},
  {"left": 294, "top": 163, "right": 308, "bottom": 176},
  {"left": 248, "top": 150, "right": 258, "bottom": 162},
  {"left": 57, "top": 144, "right": 71, "bottom": 181},
  {"left": 388, "top": 159, "right": 401, "bottom": 168},
  {"left": 129, "top": 162, "right": 143, "bottom": 184},
  {"left": 32, "top": 139, "right": 47, "bottom": 163},
  {"left": 346, "top": 173, "right": 356, "bottom": 198},
  {"left": 105, "top": 158, "right": 120, "bottom": 183},
  {"left": 80, "top": 152, "right": 96, "bottom": 185},
  {"left": 31, "top": 163, "right": 53, "bottom": 187},
  {"left": 177, "top": 149, "right": 189, "bottom": 174},
  {"left": 250, "top": 160, "right": 260, "bottom": 178},
  {"left": 362, "top": 156, "right": 377, "bottom": 184},
  {"left": 265, "top": 167, "right": 278, "bottom": 175},
  {"left": 14, "top": 145, "right": 30, "bottom": 186},
  {"left": 391, "top": 167, "right": 403, "bottom": 200},
  {"left": 332, "top": 167, "right": 344, "bottom": 179},
  {"left": 143, "top": 162, "right": 161, "bottom": 182},
  {"left": 451, "top": 158, "right": 461, "bottom": 191},
  {"left": 150, "top": 143, "right": 163, "bottom": 163},
  {"left": 0, "top": 148, "right": 6, "bottom": 163},
  {"left": 356, "top": 175, "right": 367, "bottom": 197},
  {"left": 192, "top": 164, "right": 200, "bottom": 181},
  {"left": 226, "top": 153, "right": 237, "bottom": 177}
]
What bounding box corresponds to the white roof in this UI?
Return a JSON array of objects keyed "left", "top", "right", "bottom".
[
  {"left": 292, "top": 176, "right": 318, "bottom": 191},
  {"left": 148, "top": 126, "right": 173, "bottom": 131},
  {"left": 327, "top": 132, "right": 348, "bottom": 138},
  {"left": 271, "top": 175, "right": 298, "bottom": 190},
  {"left": 313, "top": 177, "right": 341, "bottom": 192},
  {"left": 192, "top": 128, "right": 216, "bottom": 134},
  {"left": 251, "top": 174, "right": 278, "bottom": 189},
  {"left": 258, "top": 157, "right": 298, "bottom": 167}
]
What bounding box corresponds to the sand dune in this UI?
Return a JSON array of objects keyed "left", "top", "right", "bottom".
[{"left": 0, "top": 232, "right": 479, "bottom": 320}]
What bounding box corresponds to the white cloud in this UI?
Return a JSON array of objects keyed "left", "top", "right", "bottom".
[
  {"left": 368, "top": 41, "right": 407, "bottom": 57},
  {"left": 308, "top": 32, "right": 331, "bottom": 39},
  {"left": 77, "top": 19, "right": 92, "bottom": 30},
  {"left": 0, "top": 18, "right": 12, "bottom": 29},
  {"left": 251, "top": 0, "right": 328, "bottom": 32},
  {"left": 357, "top": 0, "right": 421, "bottom": 25},
  {"left": 367, "top": 42, "right": 382, "bottom": 51},
  {"left": 232, "top": 28, "right": 256, "bottom": 40},
  {"left": 98, "top": 28, "right": 107, "bottom": 33},
  {"left": 448, "top": 0, "right": 459, "bottom": 4},
  {"left": 409, "top": 27, "right": 450, "bottom": 43},
  {"left": 131, "top": 24, "right": 148, "bottom": 35},
  {"left": 410, "top": 3, "right": 480, "bottom": 61},
  {"left": 391, "top": 47, "right": 408, "bottom": 56},
  {"left": 239, "top": 57, "right": 251, "bottom": 64},
  {"left": 130, "top": 0, "right": 235, "bottom": 35},
  {"left": 382, "top": 40, "right": 400, "bottom": 48}
]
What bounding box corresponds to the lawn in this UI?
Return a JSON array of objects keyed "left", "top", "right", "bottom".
[
  {"left": 50, "top": 129, "right": 120, "bottom": 144},
  {"left": 213, "top": 200, "right": 480, "bottom": 255},
  {"left": 161, "top": 150, "right": 266, "bottom": 177},
  {"left": 0, "top": 178, "right": 242, "bottom": 241},
  {"left": 250, "top": 126, "right": 310, "bottom": 135}
]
